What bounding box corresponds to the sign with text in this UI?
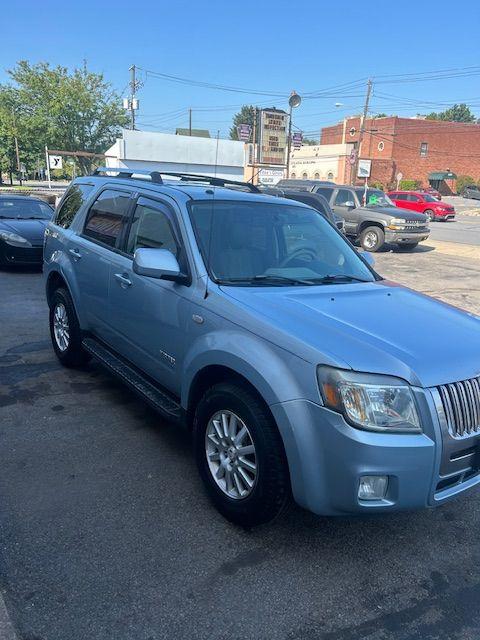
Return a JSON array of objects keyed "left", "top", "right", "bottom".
[
  {"left": 236, "top": 124, "right": 252, "bottom": 142},
  {"left": 258, "top": 168, "right": 284, "bottom": 185},
  {"left": 259, "top": 109, "right": 288, "bottom": 165},
  {"left": 292, "top": 132, "right": 303, "bottom": 149}
]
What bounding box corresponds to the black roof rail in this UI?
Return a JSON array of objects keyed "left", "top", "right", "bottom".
[
  {"left": 159, "top": 172, "right": 261, "bottom": 193},
  {"left": 92, "top": 167, "right": 261, "bottom": 193},
  {"left": 92, "top": 167, "right": 163, "bottom": 183}
]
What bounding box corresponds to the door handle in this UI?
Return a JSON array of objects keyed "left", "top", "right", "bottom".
[
  {"left": 68, "top": 248, "right": 81, "bottom": 260},
  {"left": 114, "top": 272, "right": 132, "bottom": 288}
]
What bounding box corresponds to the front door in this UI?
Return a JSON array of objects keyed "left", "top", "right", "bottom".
[
  {"left": 107, "top": 195, "right": 191, "bottom": 395},
  {"left": 331, "top": 188, "right": 359, "bottom": 236}
]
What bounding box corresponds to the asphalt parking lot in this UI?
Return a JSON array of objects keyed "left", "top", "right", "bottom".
[{"left": 0, "top": 240, "right": 479, "bottom": 640}]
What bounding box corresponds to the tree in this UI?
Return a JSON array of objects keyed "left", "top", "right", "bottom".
[
  {"left": 425, "top": 103, "right": 476, "bottom": 123},
  {"left": 0, "top": 61, "right": 129, "bottom": 176},
  {"left": 373, "top": 113, "right": 388, "bottom": 118},
  {"left": 302, "top": 137, "right": 318, "bottom": 145},
  {"left": 229, "top": 105, "right": 256, "bottom": 140}
]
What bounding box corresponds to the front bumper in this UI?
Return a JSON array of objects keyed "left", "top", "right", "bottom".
[
  {"left": 385, "top": 229, "right": 430, "bottom": 245},
  {"left": 270, "top": 391, "right": 480, "bottom": 516},
  {"left": 0, "top": 242, "right": 43, "bottom": 265}
]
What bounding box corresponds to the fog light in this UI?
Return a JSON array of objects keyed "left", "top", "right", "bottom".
[{"left": 358, "top": 475, "right": 388, "bottom": 500}]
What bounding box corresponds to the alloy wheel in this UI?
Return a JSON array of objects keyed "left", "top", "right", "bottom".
[
  {"left": 205, "top": 410, "right": 257, "bottom": 500},
  {"left": 53, "top": 302, "right": 70, "bottom": 352}
]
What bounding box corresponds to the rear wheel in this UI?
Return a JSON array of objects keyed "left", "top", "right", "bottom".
[
  {"left": 49, "top": 287, "right": 90, "bottom": 367},
  {"left": 193, "top": 382, "right": 290, "bottom": 527},
  {"left": 359, "top": 226, "right": 385, "bottom": 252}
]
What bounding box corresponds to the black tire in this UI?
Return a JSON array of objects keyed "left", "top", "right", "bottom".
[
  {"left": 359, "top": 226, "right": 385, "bottom": 252},
  {"left": 49, "top": 287, "right": 90, "bottom": 367},
  {"left": 193, "top": 382, "right": 291, "bottom": 527},
  {"left": 424, "top": 209, "right": 434, "bottom": 222}
]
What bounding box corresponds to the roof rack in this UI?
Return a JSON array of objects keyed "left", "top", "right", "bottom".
[
  {"left": 91, "top": 167, "right": 261, "bottom": 193},
  {"left": 93, "top": 167, "right": 163, "bottom": 183}
]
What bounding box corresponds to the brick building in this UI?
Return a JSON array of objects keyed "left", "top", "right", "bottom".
[{"left": 320, "top": 116, "right": 480, "bottom": 192}]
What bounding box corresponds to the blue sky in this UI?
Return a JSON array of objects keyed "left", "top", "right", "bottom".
[{"left": 2, "top": 0, "right": 480, "bottom": 138}]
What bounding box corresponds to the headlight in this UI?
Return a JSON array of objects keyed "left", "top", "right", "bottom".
[
  {"left": 387, "top": 217, "right": 407, "bottom": 229},
  {"left": 317, "top": 366, "right": 421, "bottom": 433},
  {"left": 0, "top": 231, "right": 32, "bottom": 247}
]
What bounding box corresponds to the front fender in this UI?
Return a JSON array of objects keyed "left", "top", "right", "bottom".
[
  {"left": 181, "top": 328, "right": 318, "bottom": 409},
  {"left": 44, "top": 243, "right": 86, "bottom": 328}
]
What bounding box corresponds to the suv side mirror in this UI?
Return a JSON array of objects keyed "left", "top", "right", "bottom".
[
  {"left": 133, "top": 248, "right": 182, "bottom": 281},
  {"left": 361, "top": 251, "right": 375, "bottom": 267},
  {"left": 344, "top": 201, "right": 356, "bottom": 208}
]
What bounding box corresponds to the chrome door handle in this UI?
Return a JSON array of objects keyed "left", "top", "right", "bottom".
[
  {"left": 114, "top": 272, "right": 132, "bottom": 288},
  {"left": 68, "top": 248, "right": 81, "bottom": 260}
]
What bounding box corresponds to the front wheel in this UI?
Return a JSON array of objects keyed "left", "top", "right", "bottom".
[
  {"left": 359, "top": 226, "right": 385, "bottom": 252},
  {"left": 193, "top": 382, "right": 290, "bottom": 527},
  {"left": 424, "top": 209, "right": 434, "bottom": 222}
]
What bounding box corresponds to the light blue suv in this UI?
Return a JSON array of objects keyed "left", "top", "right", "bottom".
[{"left": 44, "top": 168, "right": 480, "bottom": 526}]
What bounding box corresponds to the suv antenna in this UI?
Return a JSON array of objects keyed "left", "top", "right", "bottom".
[{"left": 214, "top": 130, "right": 220, "bottom": 177}]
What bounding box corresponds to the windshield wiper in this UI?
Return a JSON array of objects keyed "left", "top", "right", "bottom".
[
  {"left": 311, "top": 274, "right": 371, "bottom": 284},
  {"left": 219, "top": 274, "right": 315, "bottom": 286}
]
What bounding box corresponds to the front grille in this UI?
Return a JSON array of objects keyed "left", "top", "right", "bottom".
[{"left": 437, "top": 377, "right": 480, "bottom": 437}]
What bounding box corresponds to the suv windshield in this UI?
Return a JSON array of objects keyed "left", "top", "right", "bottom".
[
  {"left": 356, "top": 190, "right": 394, "bottom": 207},
  {"left": 188, "top": 200, "right": 376, "bottom": 285},
  {"left": 0, "top": 199, "right": 53, "bottom": 219}
]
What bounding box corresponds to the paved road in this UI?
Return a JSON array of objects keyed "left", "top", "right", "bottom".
[
  {"left": 428, "top": 216, "right": 480, "bottom": 247},
  {"left": 0, "top": 259, "right": 480, "bottom": 640}
]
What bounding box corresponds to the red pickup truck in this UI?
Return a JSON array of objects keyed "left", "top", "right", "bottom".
[{"left": 387, "top": 191, "right": 455, "bottom": 221}]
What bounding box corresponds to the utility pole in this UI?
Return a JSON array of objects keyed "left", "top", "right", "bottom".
[
  {"left": 11, "top": 108, "right": 22, "bottom": 185},
  {"left": 189, "top": 108, "right": 192, "bottom": 136},
  {"left": 251, "top": 107, "right": 258, "bottom": 183},
  {"left": 129, "top": 64, "right": 137, "bottom": 130},
  {"left": 351, "top": 78, "right": 372, "bottom": 185}
]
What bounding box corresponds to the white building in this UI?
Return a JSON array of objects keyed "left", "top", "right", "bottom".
[
  {"left": 289, "top": 143, "right": 354, "bottom": 183},
  {"left": 105, "top": 129, "right": 245, "bottom": 180}
]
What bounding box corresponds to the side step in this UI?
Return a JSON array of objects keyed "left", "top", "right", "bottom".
[{"left": 82, "top": 337, "right": 183, "bottom": 423}]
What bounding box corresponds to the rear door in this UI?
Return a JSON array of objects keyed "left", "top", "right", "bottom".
[
  {"left": 106, "top": 194, "right": 192, "bottom": 395},
  {"left": 71, "top": 187, "right": 134, "bottom": 341},
  {"left": 404, "top": 194, "right": 421, "bottom": 212}
]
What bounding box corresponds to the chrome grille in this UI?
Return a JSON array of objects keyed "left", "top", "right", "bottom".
[{"left": 437, "top": 377, "right": 480, "bottom": 437}]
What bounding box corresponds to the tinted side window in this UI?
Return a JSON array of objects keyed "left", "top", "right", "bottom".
[
  {"left": 315, "top": 187, "right": 334, "bottom": 200},
  {"left": 55, "top": 183, "right": 94, "bottom": 229},
  {"left": 83, "top": 189, "right": 131, "bottom": 248},
  {"left": 406, "top": 194, "right": 420, "bottom": 202},
  {"left": 393, "top": 193, "right": 406, "bottom": 200},
  {"left": 126, "top": 198, "right": 178, "bottom": 257},
  {"left": 334, "top": 189, "right": 354, "bottom": 206}
]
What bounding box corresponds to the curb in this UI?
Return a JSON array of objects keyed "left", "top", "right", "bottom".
[{"left": 0, "top": 593, "right": 17, "bottom": 640}]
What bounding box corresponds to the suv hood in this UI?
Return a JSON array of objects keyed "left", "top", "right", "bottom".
[
  {"left": 0, "top": 218, "right": 48, "bottom": 245},
  {"left": 360, "top": 205, "right": 427, "bottom": 222},
  {"left": 222, "top": 281, "right": 480, "bottom": 388}
]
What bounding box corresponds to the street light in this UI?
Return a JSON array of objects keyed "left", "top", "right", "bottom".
[{"left": 286, "top": 91, "right": 302, "bottom": 178}]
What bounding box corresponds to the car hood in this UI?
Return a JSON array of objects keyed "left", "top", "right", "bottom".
[
  {"left": 221, "top": 281, "right": 480, "bottom": 388},
  {"left": 0, "top": 218, "right": 48, "bottom": 245},
  {"left": 361, "top": 205, "right": 427, "bottom": 222}
]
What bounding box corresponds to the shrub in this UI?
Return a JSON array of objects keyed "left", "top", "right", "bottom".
[
  {"left": 456, "top": 175, "right": 476, "bottom": 194},
  {"left": 398, "top": 179, "right": 421, "bottom": 191},
  {"left": 370, "top": 181, "right": 385, "bottom": 190}
]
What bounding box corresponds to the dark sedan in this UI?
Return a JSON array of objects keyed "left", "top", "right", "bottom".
[{"left": 0, "top": 195, "right": 53, "bottom": 266}]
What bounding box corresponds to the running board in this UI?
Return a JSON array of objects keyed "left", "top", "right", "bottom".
[{"left": 82, "top": 337, "right": 183, "bottom": 422}]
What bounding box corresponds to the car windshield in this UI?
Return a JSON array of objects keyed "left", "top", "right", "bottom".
[
  {"left": 423, "top": 194, "right": 438, "bottom": 202},
  {"left": 357, "top": 190, "right": 394, "bottom": 207},
  {"left": 0, "top": 199, "right": 53, "bottom": 219},
  {"left": 188, "top": 200, "right": 376, "bottom": 286}
]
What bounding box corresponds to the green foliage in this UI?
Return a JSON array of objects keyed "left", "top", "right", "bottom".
[
  {"left": 369, "top": 181, "right": 385, "bottom": 190},
  {"left": 425, "top": 103, "right": 476, "bottom": 123},
  {"left": 373, "top": 113, "right": 388, "bottom": 118},
  {"left": 229, "top": 105, "right": 256, "bottom": 140},
  {"left": 455, "top": 175, "right": 476, "bottom": 194},
  {"left": 302, "top": 137, "right": 318, "bottom": 145},
  {"left": 0, "top": 60, "right": 129, "bottom": 176},
  {"left": 399, "top": 179, "right": 421, "bottom": 191}
]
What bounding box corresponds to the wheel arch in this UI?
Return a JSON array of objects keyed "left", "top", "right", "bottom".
[{"left": 358, "top": 220, "right": 385, "bottom": 234}]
